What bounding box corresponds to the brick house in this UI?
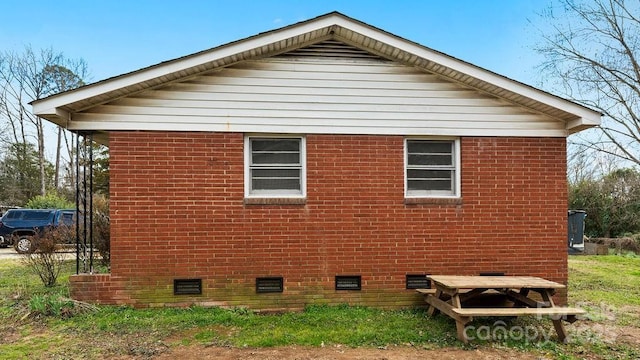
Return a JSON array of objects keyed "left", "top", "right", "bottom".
[{"left": 33, "top": 12, "right": 600, "bottom": 309}]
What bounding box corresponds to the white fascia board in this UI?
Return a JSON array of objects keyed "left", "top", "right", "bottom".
[
  {"left": 32, "top": 15, "right": 343, "bottom": 116},
  {"left": 566, "top": 116, "right": 601, "bottom": 131},
  {"left": 32, "top": 108, "right": 65, "bottom": 128},
  {"left": 33, "top": 102, "right": 59, "bottom": 117},
  {"left": 33, "top": 106, "right": 58, "bottom": 118}
]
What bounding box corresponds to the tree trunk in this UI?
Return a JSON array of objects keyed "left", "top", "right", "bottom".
[
  {"left": 54, "top": 126, "right": 62, "bottom": 189},
  {"left": 36, "top": 117, "right": 46, "bottom": 196},
  {"left": 63, "top": 130, "right": 75, "bottom": 190}
]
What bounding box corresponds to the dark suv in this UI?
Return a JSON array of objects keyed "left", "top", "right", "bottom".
[{"left": 0, "top": 209, "right": 75, "bottom": 253}]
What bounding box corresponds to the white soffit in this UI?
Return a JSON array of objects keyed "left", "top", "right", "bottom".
[{"left": 32, "top": 11, "right": 601, "bottom": 135}]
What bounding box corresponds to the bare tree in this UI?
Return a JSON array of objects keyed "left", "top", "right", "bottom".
[
  {"left": 0, "top": 46, "right": 87, "bottom": 198},
  {"left": 537, "top": 0, "right": 640, "bottom": 166},
  {"left": 41, "top": 64, "right": 85, "bottom": 188}
]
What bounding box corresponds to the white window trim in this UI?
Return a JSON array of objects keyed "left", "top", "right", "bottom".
[
  {"left": 244, "top": 134, "right": 306, "bottom": 199},
  {"left": 404, "top": 137, "right": 461, "bottom": 199}
]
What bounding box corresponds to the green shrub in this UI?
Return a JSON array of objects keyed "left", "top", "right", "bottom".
[
  {"left": 28, "top": 294, "right": 75, "bottom": 317},
  {"left": 569, "top": 168, "right": 640, "bottom": 237},
  {"left": 25, "top": 193, "right": 74, "bottom": 209}
]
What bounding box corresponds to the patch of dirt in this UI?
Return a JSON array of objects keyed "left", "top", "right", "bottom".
[
  {"left": 0, "top": 324, "right": 22, "bottom": 343},
  {"left": 151, "top": 345, "right": 543, "bottom": 360},
  {"left": 617, "top": 326, "right": 640, "bottom": 346},
  {"left": 569, "top": 305, "right": 640, "bottom": 346}
]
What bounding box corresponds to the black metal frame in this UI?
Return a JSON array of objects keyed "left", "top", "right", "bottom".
[
  {"left": 76, "top": 132, "right": 95, "bottom": 274},
  {"left": 256, "top": 277, "right": 284, "bottom": 293},
  {"left": 405, "top": 274, "right": 430, "bottom": 289},
  {"left": 174, "top": 279, "right": 203, "bottom": 295},
  {"left": 335, "top": 275, "right": 362, "bottom": 291}
]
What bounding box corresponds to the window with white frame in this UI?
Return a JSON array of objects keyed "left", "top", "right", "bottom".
[
  {"left": 245, "top": 136, "right": 305, "bottom": 197},
  {"left": 405, "top": 139, "right": 459, "bottom": 197}
]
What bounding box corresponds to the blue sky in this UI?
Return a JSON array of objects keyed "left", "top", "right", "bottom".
[{"left": 1, "top": 0, "right": 556, "bottom": 87}]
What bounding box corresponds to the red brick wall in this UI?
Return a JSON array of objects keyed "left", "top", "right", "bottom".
[{"left": 71, "top": 132, "right": 568, "bottom": 308}]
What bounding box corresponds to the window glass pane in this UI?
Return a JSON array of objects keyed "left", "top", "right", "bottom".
[
  {"left": 407, "top": 169, "right": 453, "bottom": 192},
  {"left": 251, "top": 169, "right": 301, "bottom": 191},
  {"left": 408, "top": 179, "right": 452, "bottom": 191},
  {"left": 252, "top": 139, "right": 300, "bottom": 152},
  {"left": 407, "top": 141, "right": 453, "bottom": 167},
  {"left": 407, "top": 169, "right": 452, "bottom": 181},
  {"left": 252, "top": 169, "right": 300, "bottom": 178},
  {"left": 407, "top": 141, "right": 452, "bottom": 154},
  {"left": 252, "top": 152, "right": 300, "bottom": 165},
  {"left": 408, "top": 154, "right": 452, "bottom": 166},
  {"left": 252, "top": 178, "right": 301, "bottom": 190},
  {"left": 4, "top": 211, "right": 20, "bottom": 219},
  {"left": 61, "top": 213, "right": 74, "bottom": 225},
  {"left": 23, "top": 211, "right": 52, "bottom": 220}
]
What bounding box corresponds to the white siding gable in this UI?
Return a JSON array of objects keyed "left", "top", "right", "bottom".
[
  {"left": 32, "top": 13, "right": 601, "bottom": 140},
  {"left": 73, "top": 55, "right": 565, "bottom": 137}
]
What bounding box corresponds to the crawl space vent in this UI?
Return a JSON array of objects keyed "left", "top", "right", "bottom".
[
  {"left": 335, "top": 275, "right": 361, "bottom": 291},
  {"left": 405, "top": 274, "right": 430, "bottom": 289},
  {"left": 173, "top": 279, "right": 202, "bottom": 295},
  {"left": 256, "top": 277, "right": 284, "bottom": 293}
]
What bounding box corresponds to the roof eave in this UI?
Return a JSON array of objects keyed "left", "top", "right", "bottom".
[
  {"left": 32, "top": 11, "right": 602, "bottom": 135},
  {"left": 567, "top": 115, "right": 601, "bottom": 134},
  {"left": 34, "top": 108, "right": 69, "bottom": 128}
]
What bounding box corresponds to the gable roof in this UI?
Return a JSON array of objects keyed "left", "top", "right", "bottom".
[{"left": 32, "top": 11, "right": 600, "bottom": 142}]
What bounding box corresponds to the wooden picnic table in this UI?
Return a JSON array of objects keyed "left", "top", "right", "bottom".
[{"left": 419, "top": 275, "right": 586, "bottom": 343}]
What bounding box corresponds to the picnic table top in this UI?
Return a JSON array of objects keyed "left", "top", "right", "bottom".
[{"left": 427, "top": 275, "right": 566, "bottom": 290}]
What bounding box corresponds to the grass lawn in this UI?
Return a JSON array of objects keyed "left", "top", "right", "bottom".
[
  {"left": 1, "top": 255, "right": 639, "bottom": 359},
  {"left": 569, "top": 254, "right": 640, "bottom": 329}
]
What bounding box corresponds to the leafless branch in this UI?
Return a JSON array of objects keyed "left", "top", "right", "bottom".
[{"left": 537, "top": 0, "right": 640, "bottom": 168}]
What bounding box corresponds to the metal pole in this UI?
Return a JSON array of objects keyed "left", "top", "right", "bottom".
[
  {"left": 89, "top": 133, "right": 94, "bottom": 273},
  {"left": 75, "top": 133, "right": 80, "bottom": 274},
  {"left": 83, "top": 136, "right": 89, "bottom": 273}
]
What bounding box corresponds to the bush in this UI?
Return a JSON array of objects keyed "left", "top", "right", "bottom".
[
  {"left": 21, "top": 225, "right": 75, "bottom": 287},
  {"left": 569, "top": 168, "right": 640, "bottom": 238},
  {"left": 28, "top": 294, "right": 75, "bottom": 317},
  {"left": 25, "top": 193, "right": 74, "bottom": 209},
  {"left": 589, "top": 237, "right": 640, "bottom": 255},
  {"left": 24, "top": 193, "right": 110, "bottom": 270}
]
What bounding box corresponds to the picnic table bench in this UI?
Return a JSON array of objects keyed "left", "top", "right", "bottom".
[{"left": 418, "top": 275, "right": 586, "bottom": 343}]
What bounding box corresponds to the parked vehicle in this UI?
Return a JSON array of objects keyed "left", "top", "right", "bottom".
[
  {"left": 0, "top": 209, "right": 75, "bottom": 253},
  {"left": 0, "top": 205, "right": 20, "bottom": 217}
]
